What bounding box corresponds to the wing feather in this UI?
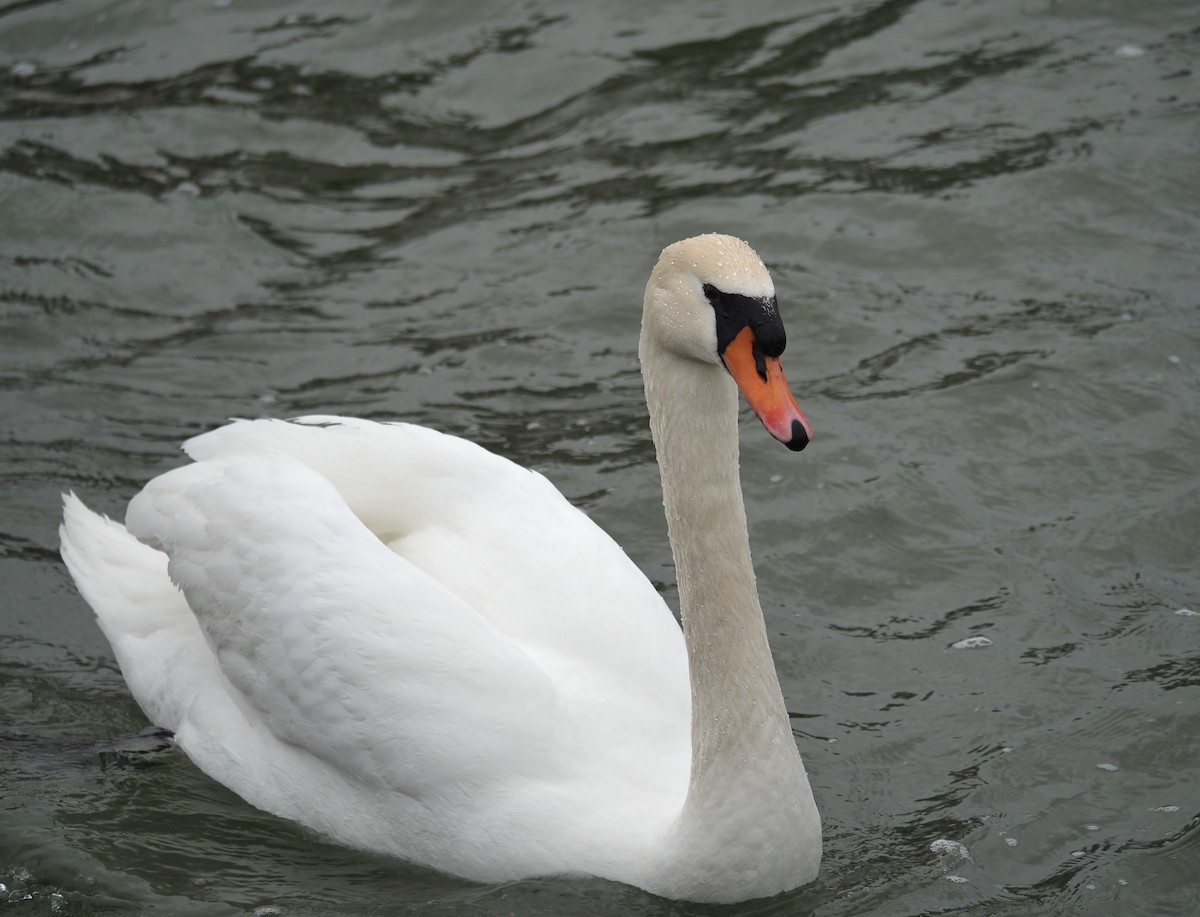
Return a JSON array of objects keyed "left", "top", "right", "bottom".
[
  {"left": 126, "top": 453, "right": 561, "bottom": 797},
  {"left": 183, "top": 417, "right": 689, "bottom": 708}
]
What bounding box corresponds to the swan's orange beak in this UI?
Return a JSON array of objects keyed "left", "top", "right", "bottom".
[{"left": 721, "top": 326, "right": 813, "bottom": 451}]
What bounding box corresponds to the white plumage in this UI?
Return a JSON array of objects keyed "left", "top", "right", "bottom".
[{"left": 61, "top": 234, "right": 821, "bottom": 903}]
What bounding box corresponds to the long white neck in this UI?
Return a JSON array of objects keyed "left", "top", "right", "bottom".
[{"left": 639, "top": 325, "right": 821, "bottom": 902}]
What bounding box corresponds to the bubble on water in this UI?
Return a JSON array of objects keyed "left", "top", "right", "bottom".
[
  {"left": 770, "top": 474, "right": 782, "bottom": 483},
  {"left": 1114, "top": 43, "right": 1145, "bottom": 58},
  {"left": 951, "top": 636, "right": 993, "bottom": 650},
  {"left": 1150, "top": 805, "right": 1180, "bottom": 812},
  {"left": 1096, "top": 762, "right": 1119, "bottom": 771},
  {"left": 1086, "top": 824, "right": 1101, "bottom": 831},
  {"left": 1175, "top": 608, "right": 1198, "bottom": 616},
  {"left": 11, "top": 62, "right": 37, "bottom": 77},
  {"left": 931, "top": 839, "right": 970, "bottom": 859},
  {"left": 1118, "top": 879, "right": 1129, "bottom": 886},
  {"left": 1167, "top": 354, "right": 1181, "bottom": 364},
  {"left": 945, "top": 874, "right": 969, "bottom": 883},
  {"left": 1071, "top": 850, "right": 1085, "bottom": 857},
  {"left": 1005, "top": 837, "right": 1018, "bottom": 847}
]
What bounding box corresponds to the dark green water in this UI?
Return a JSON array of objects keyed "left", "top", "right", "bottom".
[{"left": 2, "top": 1, "right": 1198, "bottom": 914}]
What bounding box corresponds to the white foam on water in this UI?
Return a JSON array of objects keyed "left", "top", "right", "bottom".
[
  {"left": 930, "top": 839, "right": 970, "bottom": 859},
  {"left": 951, "top": 636, "right": 993, "bottom": 650}
]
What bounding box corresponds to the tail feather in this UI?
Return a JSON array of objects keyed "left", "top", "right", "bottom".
[{"left": 60, "top": 492, "right": 209, "bottom": 731}]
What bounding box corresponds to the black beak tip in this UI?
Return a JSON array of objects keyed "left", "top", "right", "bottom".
[{"left": 784, "top": 419, "right": 809, "bottom": 452}]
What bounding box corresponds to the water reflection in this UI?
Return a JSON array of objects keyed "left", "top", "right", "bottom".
[{"left": 1, "top": 0, "right": 1090, "bottom": 249}]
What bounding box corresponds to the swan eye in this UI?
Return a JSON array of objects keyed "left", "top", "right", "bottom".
[{"left": 702, "top": 284, "right": 787, "bottom": 361}]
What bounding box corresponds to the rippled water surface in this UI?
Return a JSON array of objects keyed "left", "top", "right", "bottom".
[{"left": 2, "top": 0, "right": 1198, "bottom": 914}]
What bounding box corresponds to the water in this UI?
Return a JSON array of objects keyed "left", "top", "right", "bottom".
[{"left": 2, "top": 0, "right": 1198, "bottom": 913}]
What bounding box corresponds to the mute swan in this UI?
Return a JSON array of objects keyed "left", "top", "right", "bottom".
[{"left": 60, "top": 234, "right": 821, "bottom": 903}]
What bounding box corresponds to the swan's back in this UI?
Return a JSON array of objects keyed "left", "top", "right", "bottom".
[
  {"left": 62, "top": 416, "right": 690, "bottom": 882},
  {"left": 184, "top": 418, "right": 686, "bottom": 700}
]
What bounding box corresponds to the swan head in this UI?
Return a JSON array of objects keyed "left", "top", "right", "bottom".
[{"left": 642, "top": 234, "right": 813, "bottom": 451}]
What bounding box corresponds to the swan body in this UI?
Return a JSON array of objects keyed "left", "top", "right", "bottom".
[{"left": 61, "top": 234, "right": 821, "bottom": 903}]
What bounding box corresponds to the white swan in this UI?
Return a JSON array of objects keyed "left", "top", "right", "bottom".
[{"left": 60, "top": 234, "right": 821, "bottom": 903}]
